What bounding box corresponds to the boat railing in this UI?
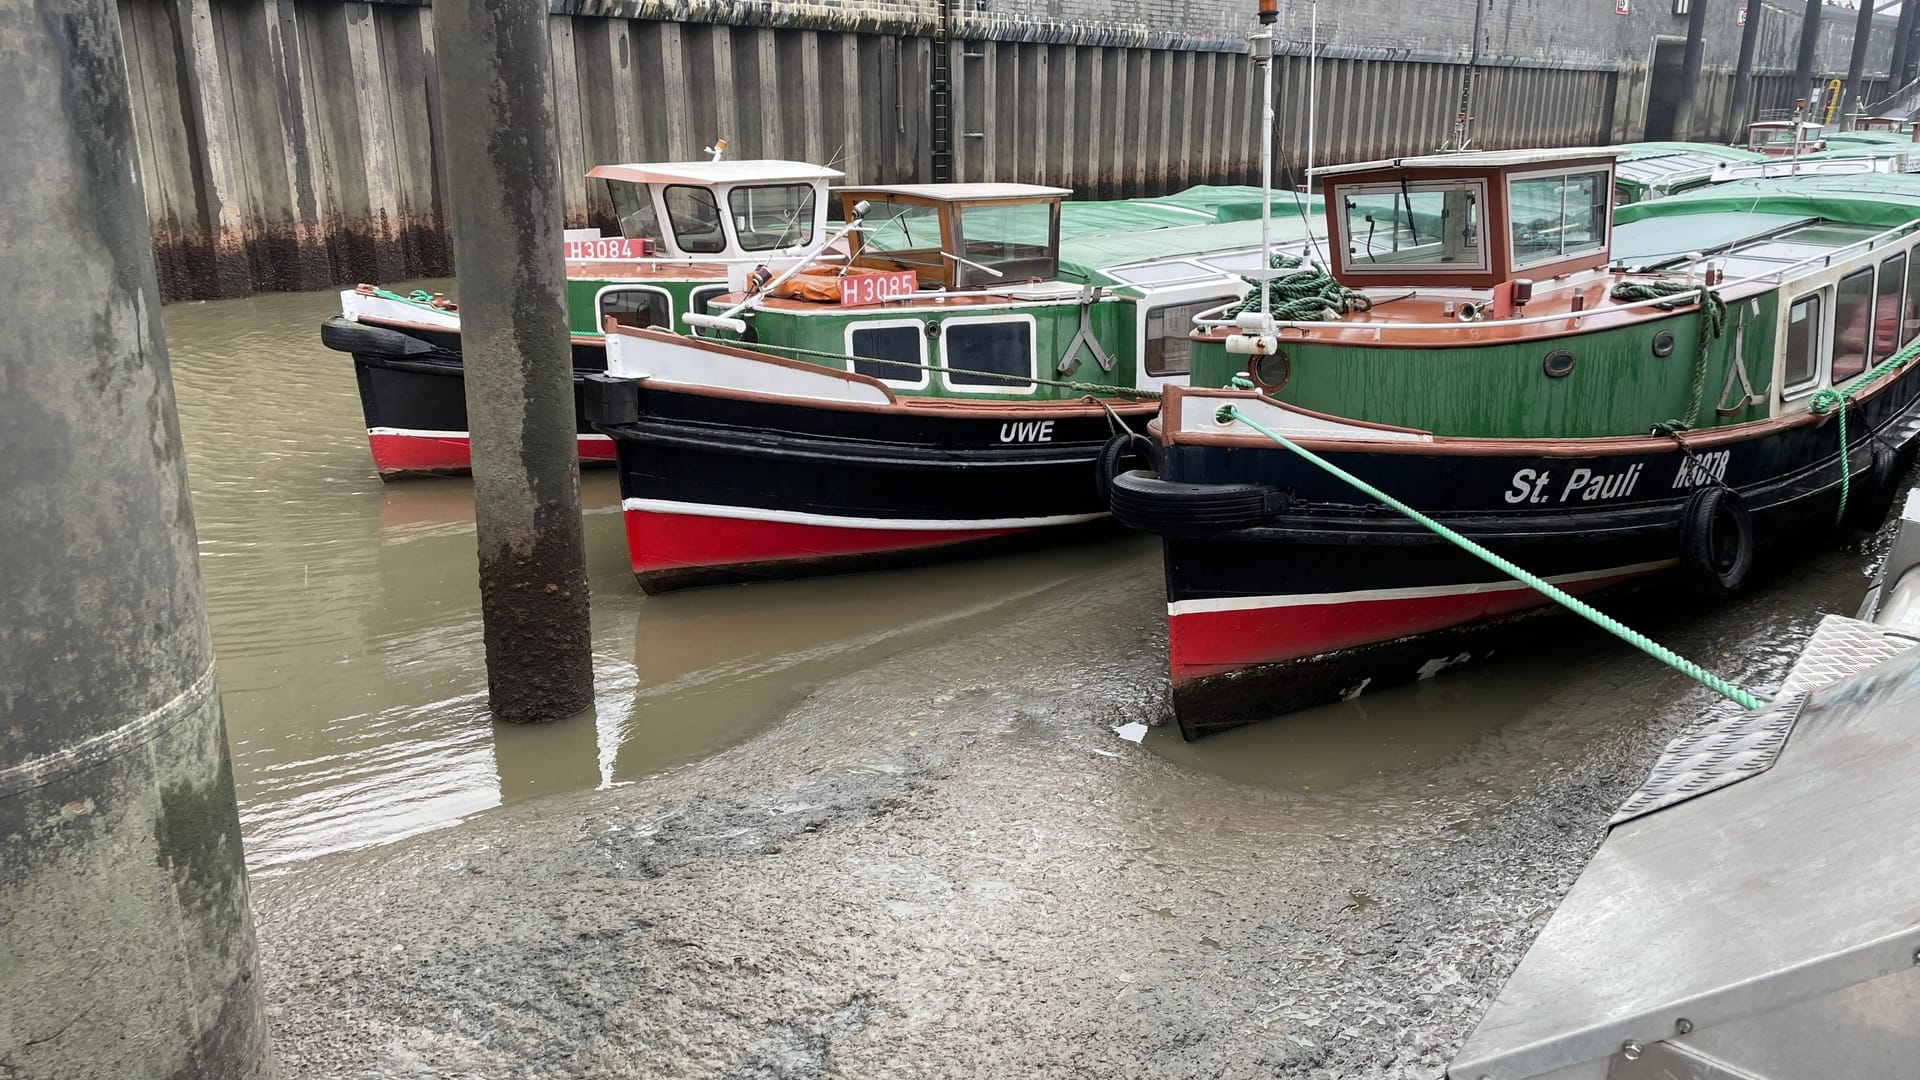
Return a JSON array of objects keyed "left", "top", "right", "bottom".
[{"left": 1190, "top": 218, "right": 1920, "bottom": 338}]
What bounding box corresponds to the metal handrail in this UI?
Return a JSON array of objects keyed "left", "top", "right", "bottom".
[{"left": 1191, "top": 218, "right": 1920, "bottom": 335}]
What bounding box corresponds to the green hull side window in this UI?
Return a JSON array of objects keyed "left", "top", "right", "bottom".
[
  {"left": 1876, "top": 253, "right": 1907, "bottom": 363},
  {"left": 1834, "top": 267, "right": 1875, "bottom": 383},
  {"left": 1785, "top": 293, "right": 1823, "bottom": 392}
]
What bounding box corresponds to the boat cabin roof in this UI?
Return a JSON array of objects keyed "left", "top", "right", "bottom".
[
  {"left": 839, "top": 183, "right": 1073, "bottom": 203},
  {"left": 586, "top": 160, "right": 843, "bottom": 186},
  {"left": 1311, "top": 146, "right": 1620, "bottom": 178}
]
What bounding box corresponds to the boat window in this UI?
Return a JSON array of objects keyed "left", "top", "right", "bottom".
[
  {"left": 1876, "top": 253, "right": 1907, "bottom": 362},
  {"left": 1784, "top": 293, "right": 1823, "bottom": 391},
  {"left": 1144, "top": 301, "right": 1205, "bottom": 377},
  {"left": 729, "top": 184, "right": 818, "bottom": 252},
  {"left": 607, "top": 181, "right": 664, "bottom": 246},
  {"left": 1906, "top": 244, "right": 1920, "bottom": 347},
  {"left": 847, "top": 322, "right": 927, "bottom": 387},
  {"left": 953, "top": 201, "right": 1059, "bottom": 287},
  {"left": 856, "top": 198, "right": 946, "bottom": 276},
  {"left": 1337, "top": 180, "right": 1486, "bottom": 273},
  {"left": 687, "top": 285, "right": 726, "bottom": 320},
  {"left": 598, "top": 286, "right": 671, "bottom": 332},
  {"left": 1507, "top": 169, "right": 1609, "bottom": 269},
  {"left": 1750, "top": 126, "right": 1801, "bottom": 150},
  {"left": 663, "top": 185, "right": 727, "bottom": 254},
  {"left": 941, "top": 317, "right": 1035, "bottom": 393},
  {"left": 1834, "top": 267, "right": 1874, "bottom": 382}
]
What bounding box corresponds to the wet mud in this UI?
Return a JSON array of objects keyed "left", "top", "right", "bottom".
[{"left": 165, "top": 285, "right": 1889, "bottom": 1076}]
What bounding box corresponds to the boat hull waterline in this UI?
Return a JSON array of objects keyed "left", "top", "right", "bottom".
[{"left": 1121, "top": 382, "right": 1920, "bottom": 739}]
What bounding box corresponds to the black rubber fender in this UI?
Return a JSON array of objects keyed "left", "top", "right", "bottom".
[
  {"left": 1108, "top": 469, "right": 1282, "bottom": 534},
  {"left": 1093, "top": 433, "right": 1160, "bottom": 502},
  {"left": 320, "top": 315, "right": 436, "bottom": 357},
  {"left": 1843, "top": 439, "right": 1903, "bottom": 534},
  {"left": 1679, "top": 486, "right": 1755, "bottom": 596}
]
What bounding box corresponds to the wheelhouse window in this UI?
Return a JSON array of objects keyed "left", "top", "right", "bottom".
[
  {"left": 687, "top": 285, "right": 726, "bottom": 322},
  {"left": 1506, "top": 169, "right": 1609, "bottom": 269},
  {"left": 729, "top": 184, "right": 818, "bottom": 252},
  {"left": 953, "top": 201, "right": 1059, "bottom": 287},
  {"left": 940, "top": 317, "right": 1035, "bottom": 394},
  {"left": 1834, "top": 267, "right": 1874, "bottom": 382},
  {"left": 663, "top": 185, "right": 727, "bottom": 254},
  {"left": 847, "top": 322, "right": 927, "bottom": 388},
  {"left": 607, "top": 181, "right": 664, "bottom": 246},
  {"left": 1876, "top": 254, "right": 1907, "bottom": 363},
  {"left": 1144, "top": 301, "right": 1204, "bottom": 377},
  {"left": 1337, "top": 180, "right": 1486, "bottom": 274},
  {"left": 1905, "top": 248, "right": 1920, "bottom": 348},
  {"left": 857, "top": 198, "right": 946, "bottom": 275},
  {"left": 599, "top": 286, "right": 670, "bottom": 331},
  {"left": 1784, "top": 293, "right": 1823, "bottom": 391}
]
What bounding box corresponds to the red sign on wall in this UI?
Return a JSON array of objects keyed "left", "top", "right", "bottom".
[
  {"left": 1736, "top": 5, "right": 1746, "bottom": 25},
  {"left": 1615, "top": 0, "right": 1630, "bottom": 13},
  {"left": 839, "top": 270, "right": 920, "bottom": 307},
  {"left": 564, "top": 236, "right": 652, "bottom": 261}
]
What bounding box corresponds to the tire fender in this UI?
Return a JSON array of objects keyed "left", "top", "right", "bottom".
[
  {"left": 1108, "top": 469, "right": 1281, "bottom": 535},
  {"left": 1679, "top": 486, "right": 1755, "bottom": 596},
  {"left": 320, "top": 316, "right": 435, "bottom": 357},
  {"left": 1093, "top": 433, "right": 1160, "bottom": 502}
]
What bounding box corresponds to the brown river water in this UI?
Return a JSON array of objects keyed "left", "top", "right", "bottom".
[{"left": 163, "top": 282, "right": 1887, "bottom": 878}]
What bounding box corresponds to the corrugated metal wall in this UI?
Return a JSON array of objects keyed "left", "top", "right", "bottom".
[{"left": 114, "top": 0, "right": 1881, "bottom": 301}]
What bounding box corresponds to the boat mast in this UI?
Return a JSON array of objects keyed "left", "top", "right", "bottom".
[
  {"left": 1305, "top": 0, "right": 1318, "bottom": 184},
  {"left": 1258, "top": 0, "right": 1278, "bottom": 325}
]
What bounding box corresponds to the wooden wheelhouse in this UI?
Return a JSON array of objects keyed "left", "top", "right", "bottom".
[
  {"left": 835, "top": 183, "right": 1070, "bottom": 291},
  {"left": 1745, "top": 121, "right": 1831, "bottom": 157}
]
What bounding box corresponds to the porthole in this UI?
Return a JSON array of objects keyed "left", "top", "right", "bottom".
[
  {"left": 924, "top": 319, "right": 942, "bottom": 339},
  {"left": 1651, "top": 331, "right": 1676, "bottom": 357},
  {"left": 1248, "top": 351, "right": 1291, "bottom": 391},
  {"left": 1543, "top": 349, "right": 1576, "bottom": 379}
]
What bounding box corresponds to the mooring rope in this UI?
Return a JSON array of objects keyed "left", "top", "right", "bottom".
[
  {"left": 1809, "top": 339, "right": 1920, "bottom": 522},
  {"left": 1213, "top": 401, "right": 1767, "bottom": 710}
]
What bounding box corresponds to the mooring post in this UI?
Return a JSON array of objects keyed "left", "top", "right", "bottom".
[
  {"left": 1842, "top": 0, "right": 1878, "bottom": 125},
  {"left": 435, "top": 0, "right": 595, "bottom": 723},
  {"left": 0, "top": 0, "right": 274, "bottom": 1075},
  {"left": 1673, "top": 0, "right": 1712, "bottom": 140},
  {"left": 1794, "top": 0, "right": 1824, "bottom": 107},
  {"left": 1727, "top": 0, "right": 1765, "bottom": 141}
]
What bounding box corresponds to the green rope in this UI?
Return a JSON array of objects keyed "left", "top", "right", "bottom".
[
  {"left": 371, "top": 287, "right": 443, "bottom": 310},
  {"left": 739, "top": 339, "right": 1161, "bottom": 400},
  {"left": 1215, "top": 404, "right": 1767, "bottom": 711},
  {"left": 1809, "top": 341, "right": 1919, "bottom": 522},
  {"left": 1222, "top": 254, "right": 1373, "bottom": 323},
  {"left": 1610, "top": 282, "right": 1727, "bottom": 431}
]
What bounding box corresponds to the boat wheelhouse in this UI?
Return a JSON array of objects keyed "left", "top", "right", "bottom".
[
  {"left": 1745, "top": 120, "right": 1831, "bottom": 156},
  {"left": 582, "top": 183, "right": 1310, "bottom": 592},
  {"left": 322, "top": 158, "right": 843, "bottom": 478},
  {"left": 1111, "top": 153, "right": 1920, "bottom": 738}
]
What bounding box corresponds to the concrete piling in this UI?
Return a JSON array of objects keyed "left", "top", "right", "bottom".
[
  {"left": 435, "top": 0, "right": 595, "bottom": 725},
  {"left": 1728, "top": 0, "right": 1764, "bottom": 135},
  {"left": 1843, "top": 0, "right": 1878, "bottom": 120},
  {"left": 0, "top": 0, "right": 274, "bottom": 1075},
  {"left": 1674, "top": 0, "right": 1711, "bottom": 140}
]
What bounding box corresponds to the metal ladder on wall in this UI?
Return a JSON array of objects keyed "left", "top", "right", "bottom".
[{"left": 931, "top": 0, "right": 953, "bottom": 182}]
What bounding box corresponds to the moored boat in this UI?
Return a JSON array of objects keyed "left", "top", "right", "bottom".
[
  {"left": 322, "top": 158, "right": 844, "bottom": 478},
  {"left": 584, "top": 183, "right": 1314, "bottom": 592},
  {"left": 1112, "top": 154, "right": 1920, "bottom": 738}
]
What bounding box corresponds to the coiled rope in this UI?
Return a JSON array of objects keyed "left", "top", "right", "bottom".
[
  {"left": 1608, "top": 282, "right": 1728, "bottom": 431},
  {"left": 1214, "top": 401, "right": 1766, "bottom": 710},
  {"left": 1221, "top": 254, "right": 1373, "bottom": 323},
  {"left": 1809, "top": 338, "right": 1920, "bottom": 521}
]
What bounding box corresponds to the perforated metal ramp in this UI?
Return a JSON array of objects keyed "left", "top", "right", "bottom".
[{"left": 1449, "top": 624, "right": 1920, "bottom": 1080}]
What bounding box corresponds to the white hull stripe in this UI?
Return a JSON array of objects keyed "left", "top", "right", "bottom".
[
  {"left": 622, "top": 496, "right": 1108, "bottom": 532},
  {"left": 369, "top": 427, "right": 612, "bottom": 443},
  {"left": 1166, "top": 559, "right": 1678, "bottom": 617}
]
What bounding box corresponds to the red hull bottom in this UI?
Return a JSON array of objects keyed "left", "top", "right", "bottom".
[
  {"left": 1167, "top": 567, "right": 1662, "bottom": 686},
  {"left": 625, "top": 506, "right": 1077, "bottom": 592},
  {"left": 368, "top": 431, "right": 616, "bottom": 479}
]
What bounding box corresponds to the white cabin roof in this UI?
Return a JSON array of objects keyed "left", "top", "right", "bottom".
[
  {"left": 840, "top": 183, "right": 1073, "bottom": 202},
  {"left": 1310, "top": 146, "right": 1621, "bottom": 178},
  {"left": 586, "top": 160, "right": 843, "bottom": 186}
]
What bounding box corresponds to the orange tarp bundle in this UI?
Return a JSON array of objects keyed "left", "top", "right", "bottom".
[{"left": 769, "top": 267, "right": 847, "bottom": 303}]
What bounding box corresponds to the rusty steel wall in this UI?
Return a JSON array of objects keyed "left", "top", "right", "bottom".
[{"left": 113, "top": 0, "right": 1897, "bottom": 302}]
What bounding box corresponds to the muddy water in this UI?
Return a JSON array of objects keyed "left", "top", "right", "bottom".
[{"left": 164, "top": 284, "right": 1883, "bottom": 878}]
